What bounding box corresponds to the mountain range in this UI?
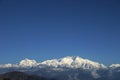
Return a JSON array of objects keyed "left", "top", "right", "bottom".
[{"left": 0, "top": 56, "right": 120, "bottom": 80}]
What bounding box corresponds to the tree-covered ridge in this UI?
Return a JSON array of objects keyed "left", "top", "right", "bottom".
[{"left": 0, "top": 71, "right": 55, "bottom": 80}]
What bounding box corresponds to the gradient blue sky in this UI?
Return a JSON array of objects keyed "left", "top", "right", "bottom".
[{"left": 0, "top": 0, "right": 120, "bottom": 65}]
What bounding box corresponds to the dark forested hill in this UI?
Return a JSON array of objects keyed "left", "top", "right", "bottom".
[{"left": 0, "top": 71, "right": 55, "bottom": 80}]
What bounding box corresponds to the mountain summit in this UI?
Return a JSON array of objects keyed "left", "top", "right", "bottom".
[{"left": 19, "top": 58, "right": 37, "bottom": 67}]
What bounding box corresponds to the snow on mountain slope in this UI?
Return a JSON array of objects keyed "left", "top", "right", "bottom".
[
  {"left": 0, "top": 56, "right": 107, "bottom": 70},
  {"left": 40, "top": 56, "right": 107, "bottom": 70},
  {"left": 110, "top": 64, "right": 120, "bottom": 68},
  {"left": 19, "top": 58, "right": 37, "bottom": 67},
  {"left": 0, "top": 58, "right": 37, "bottom": 68},
  {"left": 0, "top": 63, "right": 13, "bottom": 68}
]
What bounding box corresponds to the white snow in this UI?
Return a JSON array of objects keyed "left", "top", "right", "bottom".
[
  {"left": 19, "top": 58, "right": 37, "bottom": 67},
  {"left": 40, "top": 56, "right": 107, "bottom": 70},
  {"left": 0, "top": 63, "right": 12, "bottom": 68},
  {"left": 110, "top": 64, "right": 120, "bottom": 68},
  {"left": 0, "top": 56, "right": 107, "bottom": 70}
]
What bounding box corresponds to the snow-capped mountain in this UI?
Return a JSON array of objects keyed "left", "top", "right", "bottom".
[
  {"left": 0, "top": 56, "right": 120, "bottom": 80},
  {"left": 40, "top": 56, "right": 107, "bottom": 70},
  {"left": 19, "top": 58, "right": 37, "bottom": 67},
  {"left": 0, "top": 63, "right": 13, "bottom": 68},
  {"left": 110, "top": 64, "right": 120, "bottom": 68},
  {"left": 0, "top": 58, "right": 37, "bottom": 68},
  {"left": 0, "top": 56, "right": 107, "bottom": 70}
]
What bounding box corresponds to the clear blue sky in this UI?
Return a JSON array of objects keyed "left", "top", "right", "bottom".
[{"left": 0, "top": 0, "right": 120, "bottom": 65}]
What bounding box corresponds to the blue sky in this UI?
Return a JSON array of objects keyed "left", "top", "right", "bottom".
[{"left": 0, "top": 0, "right": 120, "bottom": 65}]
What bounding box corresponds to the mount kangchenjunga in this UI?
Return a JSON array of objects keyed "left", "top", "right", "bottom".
[
  {"left": 0, "top": 56, "right": 120, "bottom": 80},
  {"left": 0, "top": 56, "right": 107, "bottom": 69}
]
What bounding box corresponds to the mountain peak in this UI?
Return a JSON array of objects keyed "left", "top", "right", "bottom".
[
  {"left": 0, "top": 63, "right": 12, "bottom": 68},
  {"left": 110, "top": 64, "right": 120, "bottom": 68},
  {"left": 19, "top": 58, "right": 37, "bottom": 67}
]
